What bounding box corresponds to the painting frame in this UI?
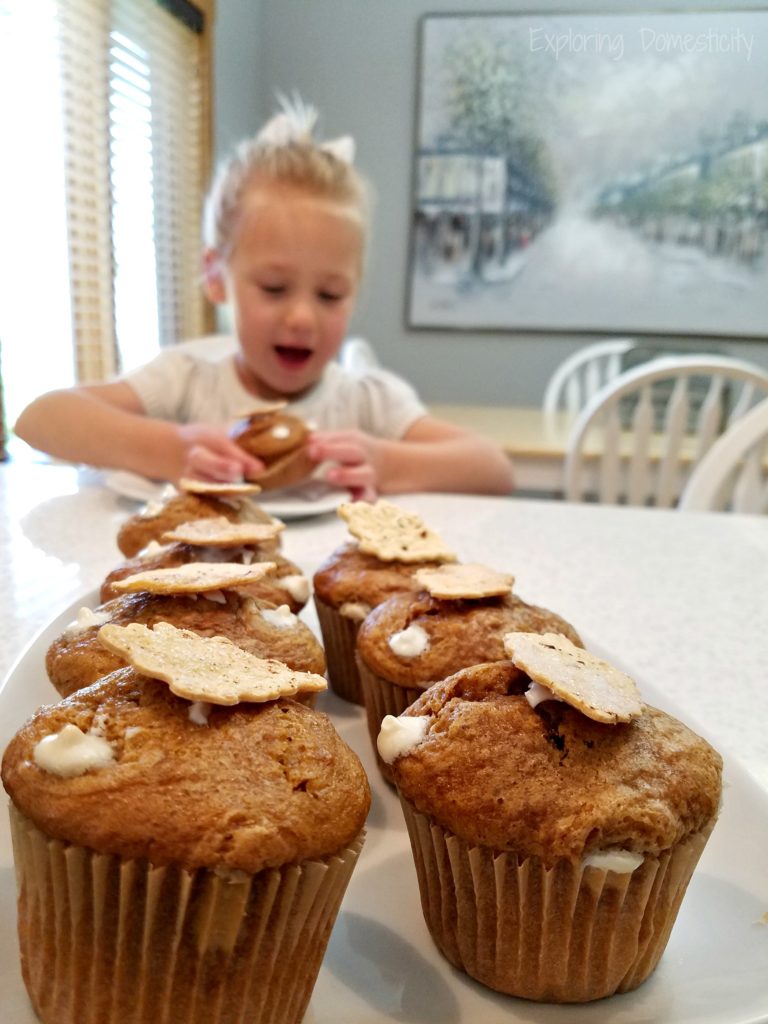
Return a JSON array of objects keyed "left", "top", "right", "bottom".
[{"left": 406, "top": 10, "right": 768, "bottom": 340}]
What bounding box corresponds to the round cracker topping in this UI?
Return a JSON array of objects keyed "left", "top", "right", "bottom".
[
  {"left": 338, "top": 500, "right": 456, "bottom": 563},
  {"left": 503, "top": 631, "right": 643, "bottom": 724},
  {"left": 178, "top": 478, "right": 263, "bottom": 496},
  {"left": 110, "top": 561, "right": 277, "bottom": 595},
  {"left": 415, "top": 563, "right": 514, "bottom": 599},
  {"left": 98, "top": 622, "right": 326, "bottom": 704},
  {"left": 161, "top": 516, "right": 284, "bottom": 547}
]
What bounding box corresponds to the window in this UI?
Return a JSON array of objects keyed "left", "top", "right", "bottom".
[{"left": 0, "top": 0, "right": 213, "bottom": 437}]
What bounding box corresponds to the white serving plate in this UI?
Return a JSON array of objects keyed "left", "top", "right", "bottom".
[
  {"left": 1, "top": 595, "right": 767, "bottom": 1024},
  {"left": 104, "top": 470, "right": 348, "bottom": 521}
]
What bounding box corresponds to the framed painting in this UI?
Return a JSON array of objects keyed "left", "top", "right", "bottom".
[{"left": 407, "top": 10, "right": 768, "bottom": 338}]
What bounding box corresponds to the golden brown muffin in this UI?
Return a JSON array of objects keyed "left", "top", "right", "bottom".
[
  {"left": 233, "top": 408, "right": 314, "bottom": 490},
  {"left": 117, "top": 491, "right": 278, "bottom": 557},
  {"left": 384, "top": 658, "right": 722, "bottom": 1003},
  {"left": 2, "top": 657, "right": 370, "bottom": 1024},
  {"left": 313, "top": 500, "right": 457, "bottom": 705},
  {"left": 313, "top": 542, "right": 446, "bottom": 611},
  {"left": 101, "top": 544, "right": 308, "bottom": 610},
  {"left": 46, "top": 592, "right": 325, "bottom": 698},
  {"left": 313, "top": 543, "right": 448, "bottom": 704},
  {"left": 356, "top": 588, "right": 582, "bottom": 780},
  {"left": 4, "top": 669, "right": 368, "bottom": 870}
]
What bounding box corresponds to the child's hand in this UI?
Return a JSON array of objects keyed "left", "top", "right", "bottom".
[
  {"left": 176, "top": 424, "right": 264, "bottom": 484},
  {"left": 308, "top": 429, "right": 382, "bottom": 502}
]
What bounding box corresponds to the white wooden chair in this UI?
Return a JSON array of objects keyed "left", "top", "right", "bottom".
[
  {"left": 564, "top": 355, "right": 768, "bottom": 507},
  {"left": 543, "top": 338, "right": 636, "bottom": 419},
  {"left": 678, "top": 396, "right": 768, "bottom": 513},
  {"left": 339, "top": 336, "right": 379, "bottom": 374}
]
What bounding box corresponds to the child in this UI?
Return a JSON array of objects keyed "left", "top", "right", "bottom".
[{"left": 15, "top": 99, "right": 514, "bottom": 500}]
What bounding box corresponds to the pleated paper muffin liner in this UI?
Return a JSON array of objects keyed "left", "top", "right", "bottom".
[
  {"left": 9, "top": 804, "right": 364, "bottom": 1024},
  {"left": 398, "top": 798, "right": 714, "bottom": 1003},
  {"left": 313, "top": 596, "right": 365, "bottom": 704},
  {"left": 357, "top": 658, "right": 425, "bottom": 783}
]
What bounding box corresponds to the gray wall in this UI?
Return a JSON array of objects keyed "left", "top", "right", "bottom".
[
  {"left": 211, "top": 0, "right": 264, "bottom": 160},
  {"left": 214, "top": 0, "right": 768, "bottom": 406}
]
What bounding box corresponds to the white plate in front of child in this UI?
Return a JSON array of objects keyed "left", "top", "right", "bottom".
[{"left": 104, "top": 470, "right": 349, "bottom": 520}]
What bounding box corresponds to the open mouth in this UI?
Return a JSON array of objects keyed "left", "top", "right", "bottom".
[{"left": 274, "top": 345, "right": 313, "bottom": 368}]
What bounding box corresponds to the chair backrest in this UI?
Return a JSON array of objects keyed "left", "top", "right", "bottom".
[
  {"left": 543, "top": 338, "right": 636, "bottom": 418},
  {"left": 678, "top": 396, "right": 768, "bottom": 513},
  {"left": 339, "top": 336, "right": 379, "bottom": 375},
  {"left": 564, "top": 355, "right": 768, "bottom": 507}
]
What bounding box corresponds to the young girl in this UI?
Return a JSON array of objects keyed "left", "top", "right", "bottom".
[{"left": 15, "top": 100, "right": 514, "bottom": 500}]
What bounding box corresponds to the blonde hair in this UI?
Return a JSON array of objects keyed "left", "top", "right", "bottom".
[{"left": 203, "top": 97, "right": 370, "bottom": 260}]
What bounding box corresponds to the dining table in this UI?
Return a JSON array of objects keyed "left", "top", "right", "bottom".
[
  {"left": 0, "top": 455, "right": 767, "bottom": 1024},
  {"left": 428, "top": 403, "right": 573, "bottom": 495}
]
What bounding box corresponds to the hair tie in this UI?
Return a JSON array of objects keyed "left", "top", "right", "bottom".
[
  {"left": 257, "top": 92, "right": 355, "bottom": 164},
  {"left": 320, "top": 135, "right": 355, "bottom": 165}
]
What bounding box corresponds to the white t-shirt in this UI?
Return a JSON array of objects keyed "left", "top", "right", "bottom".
[{"left": 123, "top": 343, "right": 427, "bottom": 440}]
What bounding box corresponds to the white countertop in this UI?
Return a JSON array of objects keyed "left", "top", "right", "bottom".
[
  {"left": 1, "top": 460, "right": 768, "bottom": 794},
  {"left": 2, "top": 458, "right": 768, "bottom": 1024},
  {"left": 2, "top": 458, "right": 767, "bottom": 794}
]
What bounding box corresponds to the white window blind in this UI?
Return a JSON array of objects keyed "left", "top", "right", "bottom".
[{"left": 0, "top": 0, "right": 212, "bottom": 436}]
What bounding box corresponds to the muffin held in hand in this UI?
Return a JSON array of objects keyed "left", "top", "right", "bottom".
[
  {"left": 117, "top": 478, "right": 276, "bottom": 558},
  {"left": 102, "top": 516, "right": 309, "bottom": 611},
  {"left": 356, "top": 563, "right": 582, "bottom": 780},
  {"left": 313, "top": 499, "right": 457, "bottom": 704},
  {"left": 3, "top": 622, "right": 370, "bottom": 1024},
  {"left": 379, "top": 634, "right": 722, "bottom": 1004},
  {"left": 46, "top": 562, "right": 325, "bottom": 698},
  {"left": 232, "top": 403, "right": 314, "bottom": 491}
]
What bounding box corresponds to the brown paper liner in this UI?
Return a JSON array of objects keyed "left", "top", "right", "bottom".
[
  {"left": 313, "top": 596, "right": 365, "bottom": 704},
  {"left": 9, "top": 805, "right": 364, "bottom": 1024},
  {"left": 357, "top": 658, "right": 424, "bottom": 783},
  {"left": 398, "top": 798, "right": 714, "bottom": 1003}
]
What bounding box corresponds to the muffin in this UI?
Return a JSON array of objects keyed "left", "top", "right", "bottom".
[
  {"left": 102, "top": 517, "right": 309, "bottom": 611},
  {"left": 356, "top": 563, "right": 582, "bottom": 780},
  {"left": 313, "top": 500, "right": 456, "bottom": 704},
  {"left": 379, "top": 634, "right": 722, "bottom": 1003},
  {"left": 117, "top": 478, "right": 278, "bottom": 558},
  {"left": 46, "top": 563, "right": 325, "bottom": 698},
  {"left": 3, "top": 622, "right": 370, "bottom": 1024},
  {"left": 232, "top": 403, "right": 314, "bottom": 490}
]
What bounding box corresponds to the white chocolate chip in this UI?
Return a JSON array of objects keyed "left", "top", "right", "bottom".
[
  {"left": 377, "top": 714, "right": 430, "bottom": 764},
  {"left": 524, "top": 681, "right": 564, "bottom": 709},
  {"left": 277, "top": 574, "right": 310, "bottom": 604},
  {"left": 583, "top": 849, "right": 644, "bottom": 873},
  {"left": 260, "top": 604, "right": 298, "bottom": 629},
  {"left": 64, "top": 607, "right": 112, "bottom": 638},
  {"left": 388, "top": 624, "right": 429, "bottom": 658},
  {"left": 33, "top": 724, "right": 115, "bottom": 777},
  {"left": 188, "top": 701, "right": 211, "bottom": 726},
  {"left": 339, "top": 601, "right": 371, "bottom": 621}
]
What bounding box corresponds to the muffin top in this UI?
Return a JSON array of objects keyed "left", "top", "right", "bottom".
[
  {"left": 46, "top": 591, "right": 325, "bottom": 698},
  {"left": 2, "top": 670, "right": 370, "bottom": 873},
  {"left": 357, "top": 590, "right": 582, "bottom": 688},
  {"left": 117, "top": 492, "right": 277, "bottom": 558},
  {"left": 101, "top": 546, "right": 307, "bottom": 610},
  {"left": 313, "top": 543, "right": 445, "bottom": 613},
  {"left": 386, "top": 660, "right": 722, "bottom": 861}
]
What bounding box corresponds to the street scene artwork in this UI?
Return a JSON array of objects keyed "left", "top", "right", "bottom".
[{"left": 407, "top": 11, "right": 768, "bottom": 337}]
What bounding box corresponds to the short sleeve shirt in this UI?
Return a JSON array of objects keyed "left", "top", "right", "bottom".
[{"left": 123, "top": 342, "right": 427, "bottom": 440}]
